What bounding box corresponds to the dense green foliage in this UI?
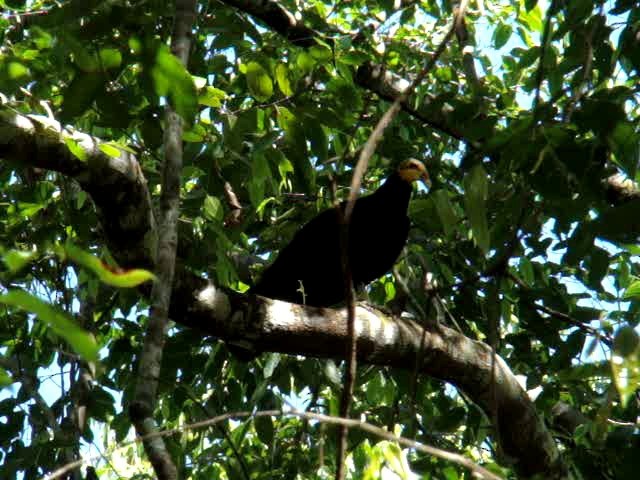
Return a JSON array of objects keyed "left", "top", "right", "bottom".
[{"left": 1, "top": 0, "right": 639, "bottom": 478}]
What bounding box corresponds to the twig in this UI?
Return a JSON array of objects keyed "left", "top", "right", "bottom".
[
  {"left": 532, "top": 0, "right": 556, "bottom": 126},
  {"left": 344, "top": 18, "right": 458, "bottom": 221},
  {"left": 507, "top": 272, "right": 611, "bottom": 346},
  {"left": 454, "top": 1, "right": 482, "bottom": 95},
  {"left": 44, "top": 409, "right": 503, "bottom": 480},
  {"left": 335, "top": 11, "right": 461, "bottom": 478},
  {"left": 563, "top": 23, "right": 595, "bottom": 122}
]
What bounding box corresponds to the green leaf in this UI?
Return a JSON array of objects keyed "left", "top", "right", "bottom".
[
  {"left": 72, "top": 44, "right": 99, "bottom": 72},
  {"left": 463, "top": 164, "right": 490, "bottom": 253},
  {"left": 245, "top": 61, "right": 273, "bottom": 101},
  {"left": 432, "top": 189, "right": 457, "bottom": 236},
  {"left": 18, "top": 202, "right": 45, "bottom": 218},
  {"left": 304, "top": 118, "right": 328, "bottom": 163},
  {"left": 614, "top": 326, "right": 639, "bottom": 357},
  {"left": 203, "top": 195, "right": 223, "bottom": 222},
  {"left": 0, "top": 367, "right": 13, "bottom": 388},
  {"left": 2, "top": 248, "right": 37, "bottom": 273},
  {"left": 611, "top": 348, "right": 640, "bottom": 408},
  {"left": 624, "top": 280, "right": 640, "bottom": 300},
  {"left": 98, "top": 48, "right": 122, "bottom": 70},
  {"left": 64, "top": 138, "right": 88, "bottom": 162},
  {"left": 340, "top": 51, "right": 369, "bottom": 66},
  {"left": 63, "top": 243, "right": 155, "bottom": 288},
  {"left": 248, "top": 153, "right": 269, "bottom": 208},
  {"left": 150, "top": 44, "right": 198, "bottom": 124},
  {"left": 98, "top": 143, "right": 121, "bottom": 158},
  {"left": 60, "top": 72, "right": 106, "bottom": 122},
  {"left": 198, "top": 86, "right": 226, "bottom": 107},
  {"left": 593, "top": 199, "right": 640, "bottom": 244},
  {"left": 493, "top": 23, "right": 512, "bottom": 49},
  {"left": 609, "top": 122, "right": 639, "bottom": 178},
  {"left": 182, "top": 123, "right": 206, "bottom": 142},
  {"left": 262, "top": 353, "right": 280, "bottom": 378},
  {"left": 275, "top": 63, "right": 293, "bottom": 96},
  {"left": 380, "top": 442, "right": 410, "bottom": 479},
  {"left": 519, "top": 257, "right": 535, "bottom": 286},
  {"left": 587, "top": 247, "right": 610, "bottom": 290},
  {"left": 0, "top": 290, "right": 99, "bottom": 362},
  {"left": 310, "top": 45, "right": 332, "bottom": 62},
  {"left": 254, "top": 415, "right": 274, "bottom": 445},
  {"left": 296, "top": 51, "right": 316, "bottom": 73}
]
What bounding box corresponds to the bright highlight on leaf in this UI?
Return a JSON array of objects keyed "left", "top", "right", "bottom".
[
  {"left": 611, "top": 326, "right": 640, "bottom": 408},
  {"left": 0, "top": 367, "right": 12, "bottom": 388},
  {"left": 2, "top": 248, "right": 37, "bottom": 273},
  {"left": 64, "top": 243, "right": 155, "bottom": 287},
  {"left": 150, "top": 44, "right": 198, "bottom": 124},
  {"left": 623, "top": 280, "right": 640, "bottom": 300},
  {"left": 198, "top": 86, "right": 226, "bottom": 108},
  {"left": 98, "top": 143, "right": 121, "bottom": 158},
  {"left": 245, "top": 62, "right": 273, "bottom": 101},
  {"left": 203, "top": 195, "right": 223, "bottom": 222},
  {"left": 0, "top": 290, "right": 99, "bottom": 362},
  {"left": 275, "top": 63, "right": 293, "bottom": 96},
  {"left": 64, "top": 137, "right": 88, "bottom": 162}
]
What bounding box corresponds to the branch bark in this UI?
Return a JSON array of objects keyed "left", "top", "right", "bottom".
[
  {"left": 170, "top": 276, "right": 567, "bottom": 478},
  {"left": 1, "top": 110, "right": 569, "bottom": 477}
]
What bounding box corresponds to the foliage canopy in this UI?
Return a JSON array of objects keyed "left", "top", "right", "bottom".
[{"left": 1, "top": 0, "right": 639, "bottom": 479}]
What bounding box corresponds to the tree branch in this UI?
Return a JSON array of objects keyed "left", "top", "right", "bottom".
[
  {"left": 1, "top": 107, "right": 574, "bottom": 479},
  {"left": 129, "top": 2, "right": 197, "bottom": 479}
]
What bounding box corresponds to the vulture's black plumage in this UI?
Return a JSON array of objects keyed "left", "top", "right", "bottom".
[{"left": 251, "top": 159, "right": 429, "bottom": 307}]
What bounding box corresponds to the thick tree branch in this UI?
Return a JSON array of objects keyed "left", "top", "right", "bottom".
[
  {"left": 169, "top": 275, "right": 566, "bottom": 478},
  {"left": 0, "top": 112, "right": 157, "bottom": 269},
  {"left": 220, "top": 0, "right": 329, "bottom": 48},
  {"left": 1, "top": 111, "right": 570, "bottom": 477}
]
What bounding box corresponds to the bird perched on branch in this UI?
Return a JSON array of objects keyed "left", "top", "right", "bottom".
[{"left": 251, "top": 159, "right": 430, "bottom": 307}]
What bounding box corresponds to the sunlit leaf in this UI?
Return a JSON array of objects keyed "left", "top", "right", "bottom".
[
  {"left": 275, "top": 63, "right": 293, "bottom": 96},
  {"left": 64, "top": 243, "right": 155, "bottom": 287},
  {"left": 296, "top": 51, "right": 316, "bottom": 73},
  {"left": 7, "top": 61, "right": 30, "bottom": 80},
  {"left": 245, "top": 61, "right": 273, "bottom": 101},
  {"left": 2, "top": 248, "right": 37, "bottom": 273},
  {"left": 182, "top": 123, "right": 206, "bottom": 142},
  {"left": 203, "top": 195, "right": 223, "bottom": 222},
  {"left": 198, "top": 86, "right": 226, "bottom": 108},
  {"left": 150, "top": 44, "right": 198, "bottom": 124},
  {"left": 0, "top": 367, "right": 12, "bottom": 388},
  {"left": 98, "top": 143, "right": 121, "bottom": 158},
  {"left": 310, "top": 45, "right": 332, "bottom": 62},
  {"left": 64, "top": 137, "right": 88, "bottom": 161},
  {"left": 98, "top": 48, "right": 122, "bottom": 70},
  {"left": 624, "top": 280, "right": 640, "bottom": 300},
  {"left": 0, "top": 290, "right": 99, "bottom": 362},
  {"left": 611, "top": 351, "right": 640, "bottom": 408}
]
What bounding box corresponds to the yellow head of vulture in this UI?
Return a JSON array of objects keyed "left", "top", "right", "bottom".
[{"left": 397, "top": 158, "right": 431, "bottom": 187}]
